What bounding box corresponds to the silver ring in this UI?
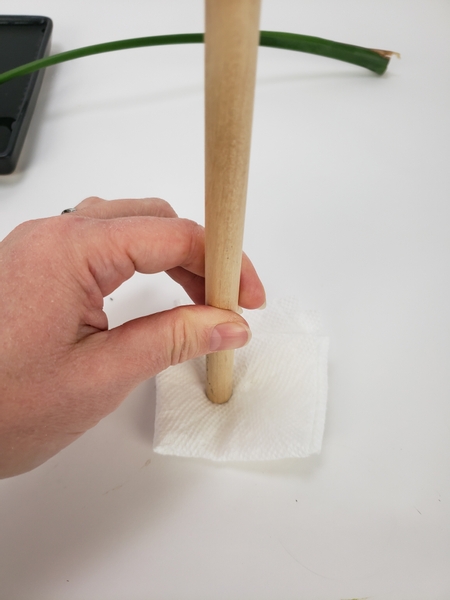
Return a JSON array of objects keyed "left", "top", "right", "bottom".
[{"left": 61, "top": 207, "right": 77, "bottom": 214}]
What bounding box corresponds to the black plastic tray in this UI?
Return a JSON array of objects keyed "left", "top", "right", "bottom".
[{"left": 0, "top": 15, "right": 52, "bottom": 174}]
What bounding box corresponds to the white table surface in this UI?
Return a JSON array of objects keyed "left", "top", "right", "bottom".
[{"left": 1, "top": 1, "right": 449, "bottom": 598}]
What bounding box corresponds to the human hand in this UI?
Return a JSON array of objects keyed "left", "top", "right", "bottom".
[{"left": 0, "top": 197, "right": 265, "bottom": 478}]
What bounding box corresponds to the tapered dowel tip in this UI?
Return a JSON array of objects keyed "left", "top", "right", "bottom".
[{"left": 206, "top": 350, "right": 234, "bottom": 404}]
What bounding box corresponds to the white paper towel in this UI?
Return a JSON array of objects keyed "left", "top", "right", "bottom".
[{"left": 154, "top": 298, "right": 329, "bottom": 461}]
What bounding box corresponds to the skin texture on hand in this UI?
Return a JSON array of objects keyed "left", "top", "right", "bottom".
[{"left": 0, "top": 197, "right": 265, "bottom": 478}]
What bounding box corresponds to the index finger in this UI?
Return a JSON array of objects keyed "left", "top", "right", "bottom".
[
  {"left": 72, "top": 196, "right": 178, "bottom": 219},
  {"left": 71, "top": 215, "right": 265, "bottom": 308}
]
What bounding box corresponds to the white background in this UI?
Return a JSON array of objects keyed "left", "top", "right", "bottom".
[{"left": 1, "top": 1, "right": 449, "bottom": 598}]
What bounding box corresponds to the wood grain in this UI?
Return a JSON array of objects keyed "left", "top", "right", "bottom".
[{"left": 204, "top": 0, "right": 261, "bottom": 403}]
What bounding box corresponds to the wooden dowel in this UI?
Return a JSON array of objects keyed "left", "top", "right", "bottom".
[{"left": 204, "top": 0, "right": 261, "bottom": 404}]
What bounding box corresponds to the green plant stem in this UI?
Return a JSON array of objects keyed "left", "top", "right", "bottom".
[{"left": 0, "top": 31, "right": 396, "bottom": 86}]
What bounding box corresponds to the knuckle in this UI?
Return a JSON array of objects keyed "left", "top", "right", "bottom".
[
  {"left": 182, "top": 219, "right": 204, "bottom": 267},
  {"left": 145, "top": 197, "right": 177, "bottom": 217},
  {"left": 77, "top": 196, "right": 104, "bottom": 209},
  {"left": 169, "top": 312, "right": 199, "bottom": 366}
]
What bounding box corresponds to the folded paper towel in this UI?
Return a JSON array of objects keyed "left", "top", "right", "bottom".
[{"left": 154, "top": 298, "right": 329, "bottom": 461}]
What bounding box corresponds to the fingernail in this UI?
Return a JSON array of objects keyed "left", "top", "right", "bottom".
[
  {"left": 257, "top": 300, "right": 267, "bottom": 310},
  {"left": 210, "top": 322, "right": 251, "bottom": 352}
]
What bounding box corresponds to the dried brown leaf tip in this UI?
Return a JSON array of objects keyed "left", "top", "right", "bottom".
[{"left": 371, "top": 48, "right": 401, "bottom": 60}]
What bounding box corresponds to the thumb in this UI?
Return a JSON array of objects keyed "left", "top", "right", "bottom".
[{"left": 81, "top": 305, "right": 251, "bottom": 387}]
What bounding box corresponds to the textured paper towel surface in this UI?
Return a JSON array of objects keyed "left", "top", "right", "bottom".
[{"left": 154, "top": 298, "right": 329, "bottom": 461}]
